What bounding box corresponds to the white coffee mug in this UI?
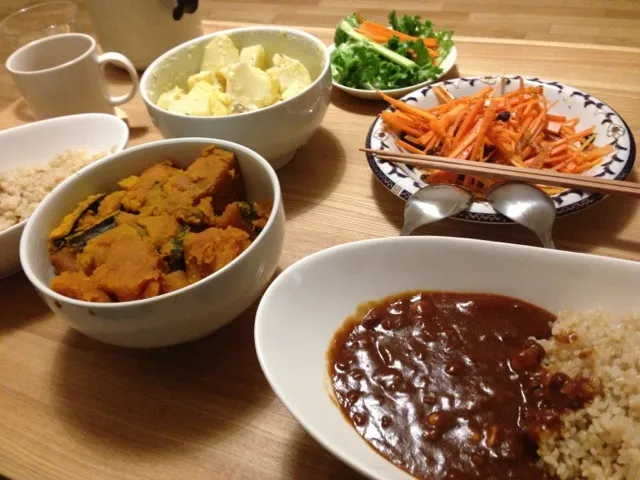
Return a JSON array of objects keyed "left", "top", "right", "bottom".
[{"left": 6, "top": 33, "right": 139, "bottom": 119}]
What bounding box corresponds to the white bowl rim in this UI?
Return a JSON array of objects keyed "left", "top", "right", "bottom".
[
  {"left": 328, "top": 43, "right": 458, "bottom": 96},
  {"left": 20, "top": 137, "right": 282, "bottom": 310},
  {"left": 0, "top": 113, "right": 129, "bottom": 239},
  {"left": 254, "top": 235, "right": 637, "bottom": 479},
  {"left": 140, "top": 25, "right": 331, "bottom": 121}
]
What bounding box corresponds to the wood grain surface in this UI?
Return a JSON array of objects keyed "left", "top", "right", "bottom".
[{"left": 0, "top": 14, "right": 639, "bottom": 480}]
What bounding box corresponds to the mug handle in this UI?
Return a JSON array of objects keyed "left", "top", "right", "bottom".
[{"left": 97, "top": 52, "right": 140, "bottom": 106}]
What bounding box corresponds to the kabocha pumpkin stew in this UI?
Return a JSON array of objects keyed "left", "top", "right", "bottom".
[{"left": 48, "top": 146, "right": 269, "bottom": 303}]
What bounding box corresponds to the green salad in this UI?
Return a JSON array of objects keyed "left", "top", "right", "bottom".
[{"left": 331, "top": 11, "right": 454, "bottom": 91}]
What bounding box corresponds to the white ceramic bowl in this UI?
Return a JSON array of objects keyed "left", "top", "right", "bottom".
[
  {"left": 255, "top": 236, "right": 640, "bottom": 479},
  {"left": 0, "top": 113, "right": 128, "bottom": 279},
  {"left": 329, "top": 44, "right": 458, "bottom": 100},
  {"left": 20, "top": 138, "right": 285, "bottom": 348},
  {"left": 140, "top": 26, "right": 332, "bottom": 170}
]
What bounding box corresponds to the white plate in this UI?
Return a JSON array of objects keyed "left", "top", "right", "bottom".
[
  {"left": 0, "top": 113, "right": 128, "bottom": 279},
  {"left": 255, "top": 236, "right": 640, "bottom": 480},
  {"left": 366, "top": 75, "right": 635, "bottom": 223},
  {"left": 329, "top": 44, "right": 458, "bottom": 100}
]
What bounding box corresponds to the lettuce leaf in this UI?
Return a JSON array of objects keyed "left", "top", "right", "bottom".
[
  {"left": 388, "top": 10, "right": 454, "bottom": 59},
  {"left": 389, "top": 10, "right": 435, "bottom": 37},
  {"left": 331, "top": 39, "right": 442, "bottom": 90},
  {"left": 334, "top": 13, "right": 360, "bottom": 46},
  {"left": 435, "top": 29, "right": 454, "bottom": 59}
]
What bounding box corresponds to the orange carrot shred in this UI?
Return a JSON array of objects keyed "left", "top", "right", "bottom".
[{"left": 376, "top": 78, "right": 612, "bottom": 195}]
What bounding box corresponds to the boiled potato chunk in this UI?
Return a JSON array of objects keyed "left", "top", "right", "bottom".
[
  {"left": 239, "top": 44, "right": 267, "bottom": 70},
  {"left": 190, "top": 80, "right": 219, "bottom": 95},
  {"left": 190, "top": 81, "right": 231, "bottom": 116},
  {"left": 187, "top": 70, "right": 223, "bottom": 91},
  {"left": 267, "top": 53, "right": 312, "bottom": 101},
  {"left": 208, "top": 91, "right": 231, "bottom": 116},
  {"left": 226, "top": 62, "right": 279, "bottom": 110},
  {"left": 167, "top": 95, "right": 211, "bottom": 116},
  {"left": 156, "top": 86, "right": 185, "bottom": 110},
  {"left": 216, "top": 65, "right": 231, "bottom": 86},
  {"left": 156, "top": 34, "right": 313, "bottom": 116},
  {"left": 201, "top": 36, "right": 240, "bottom": 73}
]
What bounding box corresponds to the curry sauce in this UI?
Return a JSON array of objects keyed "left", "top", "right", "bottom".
[{"left": 328, "top": 292, "right": 595, "bottom": 480}]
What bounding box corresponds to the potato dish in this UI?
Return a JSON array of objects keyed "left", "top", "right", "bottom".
[
  {"left": 156, "top": 35, "right": 312, "bottom": 116},
  {"left": 48, "top": 146, "right": 269, "bottom": 303}
]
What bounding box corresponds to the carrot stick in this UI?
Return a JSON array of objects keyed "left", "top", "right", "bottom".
[
  {"left": 451, "top": 121, "right": 482, "bottom": 159},
  {"left": 380, "top": 111, "right": 423, "bottom": 137},
  {"left": 553, "top": 127, "right": 596, "bottom": 147},
  {"left": 355, "top": 30, "right": 390, "bottom": 43},
  {"left": 379, "top": 92, "right": 437, "bottom": 122},
  {"left": 417, "top": 130, "right": 435, "bottom": 146},
  {"left": 396, "top": 139, "right": 426, "bottom": 154},
  {"left": 404, "top": 134, "right": 422, "bottom": 144},
  {"left": 472, "top": 99, "right": 499, "bottom": 160},
  {"left": 358, "top": 21, "right": 439, "bottom": 47},
  {"left": 583, "top": 145, "right": 614, "bottom": 161},
  {"left": 550, "top": 144, "right": 568, "bottom": 156},
  {"left": 453, "top": 96, "right": 484, "bottom": 148},
  {"left": 546, "top": 114, "right": 566, "bottom": 123},
  {"left": 472, "top": 86, "right": 494, "bottom": 99}
]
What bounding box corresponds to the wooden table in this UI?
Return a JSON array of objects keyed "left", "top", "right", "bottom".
[{"left": 1, "top": 20, "right": 639, "bottom": 480}]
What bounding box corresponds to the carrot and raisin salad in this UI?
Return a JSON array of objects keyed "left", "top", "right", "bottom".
[{"left": 378, "top": 78, "right": 614, "bottom": 197}]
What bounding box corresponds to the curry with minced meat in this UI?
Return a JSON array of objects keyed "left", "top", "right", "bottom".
[{"left": 328, "top": 292, "right": 595, "bottom": 480}]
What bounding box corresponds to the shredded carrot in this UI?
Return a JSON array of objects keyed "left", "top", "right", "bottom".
[
  {"left": 396, "top": 139, "right": 425, "bottom": 154},
  {"left": 377, "top": 78, "right": 614, "bottom": 195},
  {"left": 380, "top": 111, "right": 423, "bottom": 137},
  {"left": 453, "top": 96, "right": 485, "bottom": 149},
  {"left": 472, "top": 99, "right": 498, "bottom": 161},
  {"left": 417, "top": 130, "right": 435, "bottom": 146},
  {"left": 433, "top": 86, "right": 453, "bottom": 104},
  {"left": 547, "top": 114, "right": 566, "bottom": 123},
  {"left": 356, "top": 20, "right": 439, "bottom": 48}
]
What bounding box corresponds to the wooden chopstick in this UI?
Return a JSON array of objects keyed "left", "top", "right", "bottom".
[{"left": 361, "top": 148, "right": 640, "bottom": 199}]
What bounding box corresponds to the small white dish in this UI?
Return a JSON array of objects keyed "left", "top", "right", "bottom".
[
  {"left": 255, "top": 236, "right": 640, "bottom": 480},
  {"left": 20, "top": 138, "right": 285, "bottom": 348},
  {"left": 366, "top": 75, "right": 635, "bottom": 223},
  {"left": 329, "top": 43, "right": 457, "bottom": 100},
  {"left": 140, "top": 26, "right": 332, "bottom": 170},
  {"left": 0, "top": 113, "right": 128, "bottom": 279}
]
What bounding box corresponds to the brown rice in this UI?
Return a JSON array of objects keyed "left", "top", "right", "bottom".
[
  {"left": 0, "top": 149, "right": 106, "bottom": 232},
  {"left": 537, "top": 309, "right": 640, "bottom": 479}
]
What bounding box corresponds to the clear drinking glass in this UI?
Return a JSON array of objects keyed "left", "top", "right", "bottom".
[{"left": 0, "top": 1, "right": 78, "bottom": 50}]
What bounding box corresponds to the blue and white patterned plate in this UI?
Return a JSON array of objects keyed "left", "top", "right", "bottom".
[{"left": 365, "top": 75, "right": 636, "bottom": 223}]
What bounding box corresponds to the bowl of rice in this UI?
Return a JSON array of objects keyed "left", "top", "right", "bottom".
[{"left": 0, "top": 113, "right": 128, "bottom": 278}]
